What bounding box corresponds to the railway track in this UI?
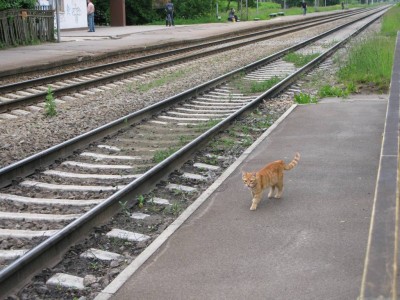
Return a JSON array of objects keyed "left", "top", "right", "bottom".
[
  {"left": 0, "top": 7, "right": 379, "bottom": 115},
  {"left": 0, "top": 6, "right": 389, "bottom": 299}
]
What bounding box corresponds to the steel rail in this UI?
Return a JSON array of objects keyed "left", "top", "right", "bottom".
[
  {"left": 0, "top": 8, "right": 369, "bottom": 81},
  {"left": 0, "top": 8, "right": 378, "bottom": 114},
  {"left": 0, "top": 6, "right": 388, "bottom": 190},
  {"left": 0, "top": 8, "right": 388, "bottom": 298}
]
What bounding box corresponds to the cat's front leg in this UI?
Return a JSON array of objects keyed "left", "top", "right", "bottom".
[
  {"left": 250, "top": 195, "right": 262, "bottom": 210},
  {"left": 250, "top": 199, "right": 258, "bottom": 210}
]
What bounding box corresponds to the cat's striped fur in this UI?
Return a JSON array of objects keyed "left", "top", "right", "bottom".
[{"left": 242, "top": 153, "right": 300, "bottom": 211}]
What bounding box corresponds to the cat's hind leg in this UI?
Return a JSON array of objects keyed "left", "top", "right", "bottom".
[
  {"left": 275, "top": 182, "right": 283, "bottom": 198},
  {"left": 268, "top": 186, "right": 275, "bottom": 198}
]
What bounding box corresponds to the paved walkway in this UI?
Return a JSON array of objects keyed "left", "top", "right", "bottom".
[{"left": 94, "top": 94, "right": 388, "bottom": 300}]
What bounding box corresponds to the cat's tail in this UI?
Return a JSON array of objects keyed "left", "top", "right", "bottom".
[{"left": 284, "top": 152, "right": 300, "bottom": 170}]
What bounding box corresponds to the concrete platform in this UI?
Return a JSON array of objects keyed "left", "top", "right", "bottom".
[
  {"left": 94, "top": 95, "right": 387, "bottom": 300},
  {"left": 0, "top": 10, "right": 341, "bottom": 76}
]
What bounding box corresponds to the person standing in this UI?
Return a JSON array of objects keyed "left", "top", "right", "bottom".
[
  {"left": 165, "top": 0, "right": 174, "bottom": 27},
  {"left": 301, "top": 1, "right": 307, "bottom": 15},
  {"left": 87, "top": 0, "right": 95, "bottom": 32}
]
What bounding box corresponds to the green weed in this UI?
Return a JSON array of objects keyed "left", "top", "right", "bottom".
[
  {"left": 153, "top": 147, "right": 177, "bottom": 163},
  {"left": 137, "top": 195, "right": 145, "bottom": 208},
  {"left": 44, "top": 86, "right": 57, "bottom": 117},
  {"left": 294, "top": 93, "right": 318, "bottom": 104},
  {"left": 318, "top": 85, "right": 349, "bottom": 98},
  {"left": 165, "top": 202, "right": 183, "bottom": 216},
  {"left": 119, "top": 200, "right": 131, "bottom": 217}
]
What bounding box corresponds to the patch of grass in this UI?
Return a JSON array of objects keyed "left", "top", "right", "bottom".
[
  {"left": 204, "top": 155, "right": 218, "bottom": 165},
  {"left": 165, "top": 202, "right": 183, "bottom": 216},
  {"left": 138, "top": 69, "right": 186, "bottom": 92},
  {"left": 233, "top": 76, "right": 283, "bottom": 95},
  {"left": 190, "top": 119, "right": 221, "bottom": 130},
  {"left": 336, "top": 5, "right": 400, "bottom": 92},
  {"left": 283, "top": 52, "right": 320, "bottom": 67},
  {"left": 44, "top": 86, "right": 57, "bottom": 117},
  {"left": 178, "top": 135, "right": 192, "bottom": 146},
  {"left": 241, "top": 136, "right": 253, "bottom": 147},
  {"left": 381, "top": 5, "right": 400, "bottom": 37},
  {"left": 337, "top": 35, "right": 394, "bottom": 91},
  {"left": 294, "top": 92, "right": 318, "bottom": 104},
  {"left": 318, "top": 85, "right": 349, "bottom": 98},
  {"left": 253, "top": 116, "right": 273, "bottom": 128},
  {"left": 148, "top": 2, "right": 365, "bottom": 24},
  {"left": 153, "top": 147, "right": 177, "bottom": 163}
]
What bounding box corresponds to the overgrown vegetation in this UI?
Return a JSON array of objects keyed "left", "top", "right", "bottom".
[{"left": 336, "top": 5, "right": 400, "bottom": 93}]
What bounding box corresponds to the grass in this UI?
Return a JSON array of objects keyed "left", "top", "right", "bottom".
[
  {"left": 336, "top": 5, "right": 400, "bottom": 92},
  {"left": 138, "top": 69, "right": 186, "bottom": 92},
  {"left": 318, "top": 85, "right": 349, "bottom": 98},
  {"left": 153, "top": 147, "right": 177, "bottom": 163},
  {"left": 190, "top": 119, "right": 221, "bottom": 130},
  {"left": 294, "top": 92, "right": 317, "bottom": 104},
  {"left": 337, "top": 35, "right": 394, "bottom": 91},
  {"left": 149, "top": 2, "right": 366, "bottom": 25},
  {"left": 283, "top": 52, "right": 320, "bottom": 67},
  {"left": 234, "top": 76, "right": 283, "bottom": 95}
]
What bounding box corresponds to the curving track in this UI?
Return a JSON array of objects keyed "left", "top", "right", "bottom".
[
  {"left": 0, "top": 7, "right": 379, "bottom": 114},
  {"left": 0, "top": 6, "right": 390, "bottom": 299}
]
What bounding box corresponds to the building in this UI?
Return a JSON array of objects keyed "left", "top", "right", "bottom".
[{"left": 47, "top": 0, "right": 87, "bottom": 30}]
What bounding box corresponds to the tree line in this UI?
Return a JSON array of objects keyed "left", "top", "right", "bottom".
[{"left": 1, "top": 0, "right": 349, "bottom": 25}]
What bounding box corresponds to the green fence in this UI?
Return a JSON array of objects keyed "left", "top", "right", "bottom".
[{"left": 0, "top": 8, "right": 54, "bottom": 48}]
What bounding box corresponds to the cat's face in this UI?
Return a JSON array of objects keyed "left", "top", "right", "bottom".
[{"left": 242, "top": 172, "right": 257, "bottom": 188}]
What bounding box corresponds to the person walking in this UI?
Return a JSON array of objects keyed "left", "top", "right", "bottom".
[
  {"left": 301, "top": 1, "right": 307, "bottom": 15},
  {"left": 165, "top": 0, "right": 174, "bottom": 27},
  {"left": 87, "top": 0, "right": 95, "bottom": 32}
]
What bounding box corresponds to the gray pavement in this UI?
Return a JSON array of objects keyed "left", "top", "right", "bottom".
[
  {"left": 96, "top": 95, "right": 387, "bottom": 300},
  {"left": 0, "top": 10, "right": 339, "bottom": 76}
]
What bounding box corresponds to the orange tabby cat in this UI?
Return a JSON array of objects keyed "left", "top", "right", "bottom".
[{"left": 242, "top": 152, "right": 300, "bottom": 211}]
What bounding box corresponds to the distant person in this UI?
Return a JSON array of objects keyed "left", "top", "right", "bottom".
[
  {"left": 341, "top": 2, "right": 345, "bottom": 9},
  {"left": 165, "top": 0, "right": 174, "bottom": 27},
  {"left": 228, "top": 8, "right": 238, "bottom": 22},
  {"left": 301, "top": 1, "right": 307, "bottom": 15},
  {"left": 87, "top": 0, "right": 95, "bottom": 32}
]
